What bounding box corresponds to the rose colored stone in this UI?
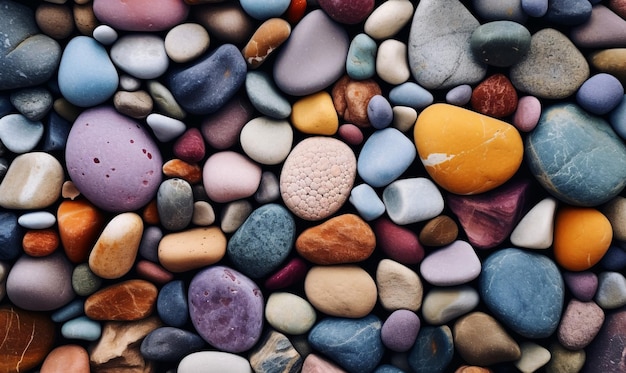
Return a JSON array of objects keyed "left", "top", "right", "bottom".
[
  {"left": 135, "top": 260, "right": 174, "bottom": 285},
  {"left": 338, "top": 123, "right": 364, "bottom": 145},
  {"left": 200, "top": 95, "right": 255, "bottom": 149},
  {"left": 162, "top": 159, "right": 203, "bottom": 184},
  {"left": 374, "top": 217, "right": 424, "bottom": 264},
  {"left": 242, "top": 18, "right": 291, "bottom": 68},
  {"left": 173, "top": 128, "right": 205, "bottom": 163},
  {"left": 57, "top": 199, "right": 105, "bottom": 263},
  {"left": 203, "top": 151, "right": 262, "bottom": 203},
  {"left": 22, "top": 228, "right": 59, "bottom": 257},
  {"left": 419, "top": 215, "right": 459, "bottom": 247},
  {"left": 296, "top": 214, "right": 375, "bottom": 265},
  {"left": 557, "top": 299, "right": 605, "bottom": 350},
  {"left": 85, "top": 279, "right": 158, "bottom": 321},
  {"left": 318, "top": 0, "right": 375, "bottom": 24},
  {"left": 512, "top": 95, "right": 541, "bottom": 132},
  {"left": 93, "top": 0, "right": 189, "bottom": 31},
  {"left": 332, "top": 75, "right": 382, "bottom": 127},
  {"left": 471, "top": 74, "right": 518, "bottom": 118},
  {"left": 41, "top": 345, "right": 90, "bottom": 373},
  {"left": 302, "top": 353, "right": 347, "bottom": 373},
  {"left": 264, "top": 257, "right": 309, "bottom": 290}
]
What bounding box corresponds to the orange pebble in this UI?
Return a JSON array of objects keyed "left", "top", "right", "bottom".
[
  {"left": 285, "top": 0, "right": 307, "bottom": 24},
  {"left": 553, "top": 206, "right": 612, "bottom": 271},
  {"left": 142, "top": 199, "right": 160, "bottom": 225},
  {"left": 22, "top": 229, "right": 59, "bottom": 257},
  {"left": 57, "top": 199, "right": 105, "bottom": 263},
  {"left": 162, "top": 159, "right": 202, "bottom": 184}
]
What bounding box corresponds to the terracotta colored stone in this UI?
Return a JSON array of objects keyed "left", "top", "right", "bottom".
[
  {"left": 590, "top": 48, "right": 626, "bottom": 85},
  {"left": 158, "top": 227, "right": 227, "bottom": 272},
  {"left": 57, "top": 199, "right": 105, "bottom": 263},
  {"left": 296, "top": 214, "right": 375, "bottom": 265},
  {"left": 0, "top": 306, "right": 55, "bottom": 373},
  {"left": 22, "top": 228, "right": 60, "bottom": 257},
  {"left": 40, "top": 345, "right": 90, "bottom": 373},
  {"left": 455, "top": 366, "right": 493, "bottom": 373},
  {"left": 135, "top": 260, "right": 174, "bottom": 285},
  {"left": 554, "top": 206, "right": 613, "bottom": 271},
  {"left": 332, "top": 75, "right": 382, "bottom": 127},
  {"left": 471, "top": 74, "right": 518, "bottom": 118},
  {"left": 36, "top": 3, "right": 75, "bottom": 39},
  {"left": 162, "top": 159, "right": 203, "bottom": 184},
  {"left": 85, "top": 279, "right": 158, "bottom": 321},
  {"left": 142, "top": 199, "right": 160, "bottom": 225},
  {"left": 243, "top": 18, "right": 291, "bottom": 68},
  {"left": 286, "top": 0, "right": 308, "bottom": 24},
  {"left": 419, "top": 215, "right": 459, "bottom": 247}
]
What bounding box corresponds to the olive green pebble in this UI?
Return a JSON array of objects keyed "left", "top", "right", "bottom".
[{"left": 72, "top": 263, "right": 103, "bottom": 297}]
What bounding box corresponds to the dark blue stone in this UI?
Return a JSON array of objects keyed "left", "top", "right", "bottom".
[
  {"left": 0, "top": 95, "right": 13, "bottom": 117},
  {"left": 480, "top": 248, "right": 564, "bottom": 338},
  {"left": 42, "top": 111, "right": 71, "bottom": 152},
  {"left": 51, "top": 299, "right": 85, "bottom": 323},
  {"left": 167, "top": 44, "right": 247, "bottom": 115},
  {"left": 374, "top": 365, "right": 407, "bottom": 373},
  {"left": 227, "top": 204, "right": 295, "bottom": 278},
  {"left": 139, "top": 226, "right": 163, "bottom": 262},
  {"left": 407, "top": 326, "right": 454, "bottom": 373},
  {"left": 308, "top": 315, "right": 384, "bottom": 373},
  {"left": 157, "top": 280, "right": 188, "bottom": 328},
  {"left": 600, "top": 244, "right": 626, "bottom": 271},
  {"left": 0, "top": 212, "right": 22, "bottom": 261},
  {"left": 544, "top": 0, "right": 592, "bottom": 25},
  {"left": 140, "top": 327, "right": 205, "bottom": 362}
]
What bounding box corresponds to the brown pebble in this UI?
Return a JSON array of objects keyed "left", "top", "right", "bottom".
[
  {"left": 331, "top": 75, "right": 382, "bottom": 127},
  {"left": 22, "top": 228, "right": 60, "bottom": 257},
  {"left": 243, "top": 18, "right": 291, "bottom": 68},
  {"left": 85, "top": 279, "right": 158, "bottom": 321},
  {"left": 142, "top": 199, "right": 160, "bottom": 225},
  {"left": 113, "top": 90, "right": 154, "bottom": 119},
  {"left": 135, "top": 260, "right": 174, "bottom": 285},
  {"left": 73, "top": 2, "right": 99, "bottom": 35},
  {"left": 53, "top": 98, "right": 82, "bottom": 122},
  {"left": 193, "top": 3, "right": 254, "bottom": 45},
  {"left": 162, "top": 159, "right": 203, "bottom": 184},
  {"left": 40, "top": 345, "right": 90, "bottom": 373},
  {"left": 419, "top": 215, "right": 459, "bottom": 246},
  {"left": 35, "top": 3, "right": 75, "bottom": 39}
]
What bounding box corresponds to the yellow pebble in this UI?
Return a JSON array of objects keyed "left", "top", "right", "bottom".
[{"left": 291, "top": 91, "right": 338, "bottom": 135}]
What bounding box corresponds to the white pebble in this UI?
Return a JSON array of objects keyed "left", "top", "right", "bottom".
[
  {"left": 111, "top": 34, "right": 169, "bottom": 79},
  {"left": 18, "top": 211, "right": 57, "bottom": 229},
  {"left": 240, "top": 117, "right": 293, "bottom": 165},
  {"left": 92, "top": 25, "right": 118, "bottom": 45},
  {"left": 192, "top": 201, "right": 215, "bottom": 226},
  {"left": 510, "top": 197, "right": 557, "bottom": 249},
  {"left": 392, "top": 106, "right": 418, "bottom": 132},
  {"left": 165, "top": 23, "right": 211, "bottom": 63},
  {"left": 220, "top": 200, "right": 253, "bottom": 234},
  {"left": 119, "top": 74, "right": 142, "bottom": 92},
  {"left": 146, "top": 113, "right": 186, "bottom": 142},
  {"left": 376, "top": 39, "right": 410, "bottom": 85},
  {"left": 364, "top": 0, "right": 414, "bottom": 40}
]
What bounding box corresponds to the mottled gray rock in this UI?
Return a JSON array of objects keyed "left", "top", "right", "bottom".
[
  {"left": 157, "top": 178, "right": 194, "bottom": 231},
  {"left": 9, "top": 87, "right": 53, "bottom": 121}
]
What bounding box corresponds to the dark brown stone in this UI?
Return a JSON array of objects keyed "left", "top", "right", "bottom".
[{"left": 419, "top": 215, "right": 459, "bottom": 247}]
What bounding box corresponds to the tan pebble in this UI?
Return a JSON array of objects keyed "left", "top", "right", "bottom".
[
  {"left": 331, "top": 75, "right": 382, "bottom": 127},
  {"left": 22, "top": 229, "right": 60, "bottom": 257},
  {"left": 193, "top": 2, "right": 254, "bottom": 45},
  {"left": 162, "top": 159, "right": 203, "bottom": 184},
  {"left": 601, "top": 196, "right": 626, "bottom": 241},
  {"left": 36, "top": 3, "right": 74, "bottom": 39},
  {"left": 515, "top": 342, "right": 551, "bottom": 373},
  {"left": 545, "top": 342, "right": 586, "bottom": 373},
  {"left": 53, "top": 98, "right": 82, "bottom": 122},
  {"left": 376, "top": 259, "right": 423, "bottom": 312},
  {"left": 40, "top": 345, "right": 90, "bottom": 373},
  {"left": 419, "top": 215, "right": 459, "bottom": 247},
  {"left": 192, "top": 200, "right": 215, "bottom": 226},
  {"left": 61, "top": 180, "right": 80, "bottom": 199},
  {"left": 302, "top": 354, "right": 347, "bottom": 373},
  {"left": 304, "top": 265, "right": 377, "bottom": 318},
  {"left": 89, "top": 212, "right": 143, "bottom": 279},
  {"left": 73, "top": 2, "right": 98, "bottom": 35},
  {"left": 243, "top": 18, "right": 291, "bottom": 68},
  {"left": 113, "top": 90, "right": 153, "bottom": 119},
  {"left": 165, "top": 23, "right": 210, "bottom": 63},
  {"left": 220, "top": 199, "right": 253, "bottom": 233},
  {"left": 147, "top": 80, "right": 187, "bottom": 120},
  {"left": 158, "top": 227, "right": 226, "bottom": 272},
  {"left": 85, "top": 279, "right": 157, "bottom": 321}
]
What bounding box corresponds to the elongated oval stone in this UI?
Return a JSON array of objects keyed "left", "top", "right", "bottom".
[{"left": 84, "top": 279, "right": 157, "bottom": 321}]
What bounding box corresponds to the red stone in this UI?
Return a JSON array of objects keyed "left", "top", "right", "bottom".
[
  {"left": 471, "top": 74, "right": 518, "bottom": 118},
  {"left": 173, "top": 128, "right": 205, "bottom": 163},
  {"left": 264, "top": 257, "right": 308, "bottom": 290},
  {"left": 374, "top": 217, "right": 425, "bottom": 264},
  {"left": 318, "top": 0, "right": 375, "bottom": 24}
]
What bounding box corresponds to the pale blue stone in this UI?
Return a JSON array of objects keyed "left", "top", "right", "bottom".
[
  {"left": 62, "top": 316, "right": 102, "bottom": 341},
  {"left": 382, "top": 178, "right": 444, "bottom": 225},
  {"left": 445, "top": 85, "right": 473, "bottom": 106},
  {"left": 0, "top": 114, "right": 43, "bottom": 154},
  {"left": 346, "top": 33, "right": 377, "bottom": 80},
  {"left": 389, "top": 82, "right": 434, "bottom": 110},
  {"left": 240, "top": 0, "right": 291, "bottom": 20},
  {"left": 610, "top": 94, "right": 626, "bottom": 139},
  {"left": 368, "top": 95, "right": 393, "bottom": 129},
  {"left": 51, "top": 299, "right": 84, "bottom": 323},
  {"left": 17, "top": 211, "right": 56, "bottom": 229},
  {"left": 349, "top": 184, "right": 385, "bottom": 221},
  {"left": 357, "top": 128, "right": 416, "bottom": 187},
  {"left": 57, "top": 36, "right": 118, "bottom": 107},
  {"left": 246, "top": 71, "right": 291, "bottom": 119}
]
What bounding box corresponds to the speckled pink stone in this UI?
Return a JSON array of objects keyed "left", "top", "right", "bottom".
[
  {"left": 512, "top": 95, "right": 541, "bottom": 132},
  {"left": 203, "top": 151, "right": 262, "bottom": 203},
  {"left": 280, "top": 137, "right": 356, "bottom": 221},
  {"left": 93, "top": 0, "right": 189, "bottom": 32}
]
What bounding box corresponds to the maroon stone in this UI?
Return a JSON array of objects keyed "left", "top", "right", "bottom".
[
  {"left": 173, "top": 128, "right": 205, "bottom": 163},
  {"left": 338, "top": 124, "right": 364, "bottom": 146},
  {"left": 471, "top": 74, "right": 518, "bottom": 118},
  {"left": 582, "top": 307, "right": 626, "bottom": 373},
  {"left": 264, "top": 257, "right": 308, "bottom": 290},
  {"left": 374, "top": 217, "right": 425, "bottom": 264},
  {"left": 563, "top": 271, "right": 599, "bottom": 302},
  {"left": 318, "top": 0, "right": 375, "bottom": 24},
  {"left": 200, "top": 95, "right": 254, "bottom": 150}
]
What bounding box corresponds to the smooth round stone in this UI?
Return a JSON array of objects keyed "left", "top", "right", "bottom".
[
  {"left": 389, "top": 82, "right": 434, "bottom": 110},
  {"left": 163, "top": 159, "right": 202, "bottom": 184},
  {"left": 265, "top": 292, "right": 317, "bottom": 335},
  {"left": 563, "top": 271, "right": 599, "bottom": 302},
  {"left": 220, "top": 200, "right": 253, "bottom": 234},
  {"left": 110, "top": 34, "right": 169, "bottom": 79},
  {"left": 419, "top": 215, "right": 459, "bottom": 247},
  {"left": 376, "top": 39, "right": 410, "bottom": 85},
  {"left": 61, "top": 316, "right": 101, "bottom": 341},
  {"left": 203, "top": 151, "right": 261, "bottom": 203},
  {"left": 245, "top": 71, "right": 291, "bottom": 119},
  {"left": 291, "top": 91, "right": 338, "bottom": 135},
  {"left": 273, "top": 10, "right": 349, "bottom": 96},
  {"left": 17, "top": 211, "right": 55, "bottom": 229},
  {"left": 376, "top": 259, "right": 423, "bottom": 312},
  {"left": 522, "top": 0, "right": 548, "bottom": 17},
  {"left": 178, "top": 351, "right": 252, "bottom": 373},
  {"left": 471, "top": 73, "right": 518, "bottom": 117},
  {"left": 92, "top": 0, "right": 189, "bottom": 31},
  {"left": 157, "top": 178, "right": 193, "bottom": 231},
  {"left": 6, "top": 252, "right": 74, "bottom": 311},
  {"left": 308, "top": 315, "right": 384, "bottom": 373},
  {"left": 280, "top": 136, "right": 356, "bottom": 221},
  {"left": 392, "top": 106, "right": 418, "bottom": 133},
  {"left": 349, "top": 184, "right": 385, "bottom": 221},
  {"left": 558, "top": 299, "right": 604, "bottom": 350},
  {"left": 446, "top": 85, "right": 473, "bottom": 106},
  {"left": 92, "top": 24, "right": 118, "bottom": 45},
  {"left": 57, "top": 199, "right": 105, "bottom": 264},
  {"left": 420, "top": 240, "right": 481, "bottom": 286},
  {"left": 590, "top": 49, "right": 626, "bottom": 87},
  {"left": 72, "top": 263, "right": 102, "bottom": 297},
  {"left": 138, "top": 226, "right": 162, "bottom": 263},
  {"left": 0, "top": 114, "right": 43, "bottom": 153},
  {"left": 168, "top": 44, "right": 246, "bottom": 115},
  {"left": 10, "top": 87, "right": 53, "bottom": 121},
  {"left": 318, "top": 0, "right": 374, "bottom": 24},
  {"left": 141, "top": 327, "right": 206, "bottom": 362},
  {"left": 35, "top": 3, "right": 74, "bottom": 40},
  {"left": 50, "top": 299, "right": 84, "bottom": 323},
  {"left": 43, "top": 111, "right": 70, "bottom": 152},
  {"left": 510, "top": 29, "right": 589, "bottom": 99},
  {"left": 305, "top": 265, "right": 377, "bottom": 318},
  {"left": 40, "top": 345, "right": 90, "bottom": 373},
  {"left": 510, "top": 197, "right": 557, "bottom": 249},
  {"left": 192, "top": 201, "right": 216, "bottom": 226},
  {"left": 346, "top": 33, "right": 377, "bottom": 80},
  {"left": 382, "top": 310, "right": 420, "bottom": 352},
  {"left": 601, "top": 244, "right": 626, "bottom": 270},
  {"left": 165, "top": 23, "right": 210, "bottom": 64},
  {"left": 595, "top": 271, "right": 626, "bottom": 309},
  {"left": 382, "top": 178, "right": 444, "bottom": 225},
  {"left": 480, "top": 248, "right": 564, "bottom": 338},
  {"left": 415, "top": 103, "right": 523, "bottom": 195},
  {"left": 375, "top": 218, "right": 424, "bottom": 265},
  {"left": 470, "top": 21, "right": 531, "bottom": 67},
  {"left": 193, "top": 2, "right": 254, "bottom": 45},
  {"left": 242, "top": 18, "right": 291, "bottom": 69},
  {"left": 173, "top": 128, "right": 205, "bottom": 163},
  {"left": 189, "top": 266, "right": 264, "bottom": 353},
  {"left": 422, "top": 285, "right": 480, "bottom": 325},
  {"left": 158, "top": 227, "right": 226, "bottom": 273},
  {"left": 358, "top": 128, "right": 416, "bottom": 187},
  {"left": 408, "top": 326, "right": 454, "bottom": 373},
  {"left": 264, "top": 257, "right": 308, "bottom": 290},
  {"left": 113, "top": 90, "right": 153, "bottom": 119},
  {"left": 544, "top": 0, "right": 592, "bottom": 25},
  {"left": 146, "top": 113, "right": 186, "bottom": 142},
  {"left": 146, "top": 80, "right": 186, "bottom": 120},
  {"left": 512, "top": 95, "right": 541, "bottom": 132},
  {"left": 364, "top": 0, "right": 414, "bottom": 39},
  {"left": 240, "top": 0, "right": 290, "bottom": 20},
  {"left": 603, "top": 196, "right": 626, "bottom": 241},
  {"left": 22, "top": 228, "right": 58, "bottom": 257},
  {"left": 157, "top": 280, "right": 188, "bottom": 328},
  {"left": 546, "top": 343, "right": 586, "bottom": 373},
  {"left": 515, "top": 342, "right": 551, "bottom": 373},
  {"left": 57, "top": 36, "right": 118, "bottom": 107},
  {"left": 576, "top": 73, "right": 624, "bottom": 115},
  {"left": 240, "top": 117, "right": 293, "bottom": 165},
  {"left": 254, "top": 171, "right": 280, "bottom": 204},
  {"left": 367, "top": 95, "right": 393, "bottom": 129},
  {"left": 85, "top": 279, "right": 158, "bottom": 321},
  {"left": 583, "top": 308, "right": 626, "bottom": 373}
]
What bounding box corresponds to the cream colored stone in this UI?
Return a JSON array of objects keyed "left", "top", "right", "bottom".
[
  {"left": 392, "top": 106, "right": 418, "bottom": 133},
  {"left": 158, "top": 227, "right": 226, "bottom": 272},
  {"left": 192, "top": 201, "right": 215, "bottom": 226},
  {"left": 422, "top": 285, "right": 480, "bottom": 325},
  {"left": 376, "top": 39, "right": 410, "bottom": 85},
  {"left": 265, "top": 292, "right": 316, "bottom": 335},
  {"left": 602, "top": 196, "right": 626, "bottom": 241},
  {"left": 376, "top": 259, "right": 423, "bottom": 312},
  {"left": 364, "top": 0, "right": 414, "bottom": 40},
  {"left": 89, "top": 213, "right": 143, "bottom": 279},
  {"left": 510, "top": 197, "right": 557, "bottom": 249},
  {"left": 165, "top": 23, "right": 210, "bottom": 63},
  {"left": 515, "top": 342, "right": 551, "bottom": 373}
]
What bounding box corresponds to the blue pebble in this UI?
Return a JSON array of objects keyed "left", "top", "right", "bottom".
[
  {"left": 57, "top": 36, "right": 118, "bottom": 107},
  {"left": 240, "top": 0, "right": 291, "bottom": 20},
  {"left": 357, "top": 128, "right": 416, "bottom": 188},
  {"left": 168, "top": 44, "right": 247, "bottom": 115},
  {"left": 51, "top": 299, "right": 85, "bottom": 323},
  {"left": 61, "top": 316, "right": 102, "bottom": 341},
  {"left": 389, "top": 82, "right": 433, "bottom": 110},
  {"left": 576, "top": 73, "right": 624, "bottom": 115},
  {"left": 308, "top": 315, "right": 384, "bottom": 373},
  {"left": 140, "top": 327, "right": 206, "bottom": 362},
  {"left": 349, "top": 184, "right": 385, "bottom": 221},
  {"left": 157, "top": 280, "right": 189, "bottom": 327},
  {"left": 480, "top": 248, "right": 564, "bottom": 338},
  {"left": 407, "top": 326, "right": 454, "bottom": 373},
  {"left": 227, "top": 204, "right": 295, "bottom": 278},
  {"left": 367, "top": 95, "right": 393, "bottom": 129},
  {"left": 347, "top": 33, "right": 377, "bottom": 80},
  {"left": 600, "top": 244, "right": 626, "bottom": 271},
  {"left": 610, "top": 94, "right": 626, "bottom": 139},
  {"left": 245, "top": 71, "right": 291, "bottom": 119},
  {"left": 0, "top": 95, "right": 12, "bottom": 117},
  {"left": 43, "top": 111, "right": 71, "bottom": 152},
  {"left": 522, "top": 0, "right": 548, "bottom": 17},
  {"left": 139, "top": 226, "right": 163, "bottom": 262},
  {"left": 0, "top": 212, "right": 21, "bottom": 261},
  {"left": 544, "top": 0, "right": 592, "bottom": 25},
  {"left": 445, "top": 84, "right": 473, "bottom": 106},
  {"left": 374, "top": 365, "right": 406, "bottom": 373}
]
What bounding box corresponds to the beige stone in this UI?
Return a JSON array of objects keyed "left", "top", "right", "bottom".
[
  {"left": 73, "top": 2, "right": 98, "bottom": 35},
  {"left": 113, "top": 90, "right": 154, "bottom": 119},
  {"left": 545, "top": 342, "right": 586, "bottom": 373},
  {"left": 89, "top": 213, "right": 143, "bottom": 279},
  {"left": 376, "top": 259, "right": 423, "bottom": 312},
  {"left": 158, "top": 226, "right": 226, "bottom": 272},
  {"left": 192, "top": 201, "right": 216, "bottom": 226},
  {"left": 165, "top": 23, "right": 210, "bottom": 63},
  {"left": 515, "top": 342, "right": 551, "bottom": 373},
  {"left": 35, "top": 3, "right": 75, "bottom": 39}
]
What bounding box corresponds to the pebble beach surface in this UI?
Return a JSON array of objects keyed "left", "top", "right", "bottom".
[{"left": 1, "top": 0, "right": 626, "bottom": 372}]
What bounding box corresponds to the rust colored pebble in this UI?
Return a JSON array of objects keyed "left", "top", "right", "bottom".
[
  {"left": 22, "top": 229, "right": 60, "bottom": 257},
  {"left": 332, "top": 75, "right": 382, "bottom": 127},
  {"left": 40, "top": 345, "right": 90, "bottom": 373},
  {"left": 471, "top": 74, "right": 519, "bottom": 118},
  {"left": 142, "top": 199, "right": 161, "bottom": 225},
  {"left": 419, "top": 215, "right": 459, "bottom": 247},
  {"left": 162, "top": 159, "right": 203, "bottom": 184},
  {"left": 85, "top": 279, "right": 158, "bottom": 321},
  {"left": 264, "top": 257, "right": 309, "bottom": 290},
  {"left": 286, "top": 0, "right": 308, "bottom": 24},
  {"left": 35, "top": 3, "right": 75, "bottom": 40},
  {"left": 242, "top": 18, "right": 291, "bottom": 69},
  {"left": 57, "top": 199, "right": 105, "bottom": 263},
  {"left": 135, "top": 260, "right": 174, "bottom": 285}
]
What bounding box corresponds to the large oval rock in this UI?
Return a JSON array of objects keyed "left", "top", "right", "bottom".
[
  {"left": 92, "top": 0, "right": 189, "bottom": 31},
  {"left": 85, "top": 279, "right": 157, "bottom": 321},
  {"left": 526, "top": 103, "right": 626, "bottom": 206},
  {"left": 158, "top": 227, "right": 227, "bottom": 273},
  {"left": 480, "top": 248, "right": 564, "bottom": 338},
  {"left": 188, "top": 266, "right": 264, "bottom": 353},
  {"left": 178, "top": 351, "right": 252, "bottom": 373}
]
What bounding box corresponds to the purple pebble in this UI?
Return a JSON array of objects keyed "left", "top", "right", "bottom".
[
  {"left": 381, "top": 309, "right": 421, "bottom": 352},
  {"left": 576, "top": 73, "right": 624, "bottom": 115},
  {"left": 563, "top": 271, "right": 598, "bottom": 302},
  {"left": 367, "top": 95, "right": 393, "bottom": 129}
]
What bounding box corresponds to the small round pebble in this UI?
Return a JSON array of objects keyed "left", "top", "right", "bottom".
[
  {"left": 265, "top": 292, "right": 317, "bottom": 335},
  {"left": 367, "top": 95, "right": 393, "bottom": 129},
  {"left": 576, "top": 73, "right": 625, "bottom": 115},
  {"left": 164, "top": 23, "right": 210, "bottom": 64},
  {"left": 381, "top": 310, "right": 421, "bottom": 352}
]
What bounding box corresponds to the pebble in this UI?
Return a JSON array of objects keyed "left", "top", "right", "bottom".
[
  {"left": 563, "top": 271, "right": 599, "bottom": 302},
  {"left": 119, "top": 74, "right": 141, "bottom": 91},
  {"left": 255, "top": 171, "right": 280, "bottom": 204},
  {"left": 595, "top": 271, "right": 626, "bottom": 309},
  {"left": 367, "top": 95, "right": 393, "bottom": 129},
  {"left": 164, "top": 23, "right": 210, "bottom": 64},
  {"left": 302, "top": 354, "right": 347, "bottom": 373},
  {"left": 22, "top": 228, "right": 59, "bottom": 256},
  {"left": 364, "top": 0, "right": 414, "bottom": 39},
  {"left": 603, "top": 196, "right": 626, "bottom": 240},
  {"left": 35, "top": 3, "right": 74, "bottom": 40},
  {"left": 346, "top": 33, "right": 377, "bottom": 80},
  {"left": 193, "top": 2, "right": 254, "bottom": 46},
  {"left": 470, "top": 21, "right": 531, "bottom": 67},
  {"left": 318, "top": 0, "right": 374, "bottom": 24},
  {"left": 264, "top": 257, "right": 308, "bottom": 290},
  {"left": 192, "top": 201, "right": 215, "bottom": 226},
  {"left": 446, "top": 85, "right": 473, "bottom": 106},
  {"left": 583, "top": 308, "right": 626, "bottom": 373},
  {"left": 173, "top": 128, "right": 205, "bottom": 163},
  {"left": 157, "top": 280, "right": 188, "bottom": 328},
  {"left": 392, "top": 106, "right": 418, "bottom": 133},
  {"left": 203, "top": 151, "right": 262, "bottom": 203},
  {"left": 17, "top": 211, "right": 56, "bottom": 229},
  {"left": 515, "top": 342, "right": 551, "bottom": 373},
  {"left": 141, "top": 327, "right": 206, "bottom": 362},
  {"left": 305, "top": 265, "right": 377, "bottom": 318},
  {"left": 158, "top": 227, "right": 226, "bottom": 272},
  {"left": 0, "top": 213, "right": 20, "bottom": 261},
  {"left": 349, "top": 184, "right": 385, "bottom": 221},
  {"left": 376, "top": 39, "right": 410, "bottom": 85},
  {"left": 358, "top": 128, "right": 416, "bottom": 187},
  {"left": 612, "top": 94, "right": 626, "bottom": 139},
  {"left": 246, "top": 71, "right": 291, "bottom": 120},
  {"left": 382, "top": 177, "right": 445, "bottom": 225},
  {"left": 470, "top": 74, "right": 518, "bottom": 118},
  {"left": 249, "top": 330, "right": 303, "bottom": 373},
  {"left": 111, "top": 34, "right": 169, "bottom": 80},
  {"left": 146, "top": 113, "right": 187, "bottom": 142},
  {"left": 472, "top": 0, "right": 527, "bottom": 21},
  {"left": 61, "top": 315, "right": 102, "bottom": 341},
  {"left": 525, "top": 103, "right": 626, "bottom": 206},
  {"left": 147, "top": 80, "right": 187, "bottom": 120},
  {"left": 572, "top": 5, "right": 626, "bottom": 49},
  {"left": 557, "top": 299, "right": 604, "bottom": 350},
  {"left": 201, "top": 95, "right": 255, "bottom": 149},
  {"left": 419, "top": 215, "right": 459, "bottom": 247},
  {"left": 10, "top": 86, "right": 53, "bottom": 121},
  {"left": 590, "top": 49, "right": 626, "bottom": 86},
  {"left": 265, "top": 292, "right": 316, "bottom": 335},
  {"left": 576, "top": 73, "right": 624, "bottom": 115},
  {"left": 512, "top": 95, "right": 542, "bottom": 132},
  {"left": 332, "top": 76, "right": 382, "bottom": 127},
  {"left": 544, "top": 0, "right": 592, "bottom": 25},
  {"left": 178, "top": 351, "right": 252, "bottom": 373},
  {"left": 510, "top": 197, "right": 557, "bottom": 249},
  {"left": 408, "top": 326, "right": 454, "bottom": 373},
  {"left": 308, "top": 315, "right": 384, "bottom": 373},
  {"left": 546, "top": 342, "right": 586, "bottom": 373},
  {"left": 157, "top": 178, "right": 193, "bottom": 231},
  {"left": 291, "top": 91, "right": 338, "bottom": 135},
  {"left": 376, "top": 259, "right": 423, "bottom": 312},
  {"left": 57, "top": 199, "right": 104, "bottom": 263},
  {"left": 40, "top": 345, "right": 90, "bottom": 373},
  {"left": 381, "top": 310, "right": 421, "bottom": 352},
  {"left": 85, "top": 279, "right": 157, "bottom": 321},
  {"left": 422, "top": 285, "right": 480, "bottom": 325},
  {"left": 0, "top": 114, "right": 43, "bottom": 154},
  {"left": 136, "top": 260, "right": 174, "bottom": 285},
  {"left": 240, "top": 117, "right": 293, "bottom": 165},
  {"left": 242, "top": 18, "right": 291, "bottom": 69},
  {"left": 601, "top": 244, "right": 626, "bottom": 271},
  {"left": 389, "top": 83, "right": 434, "bottom": 111},
  {"left": 162, "top": 159, "right": 202, "bottom": 184},
  {"left": 92, "top": 0, "right": 189, "bottom": 31},
  {"left": 43, "top": 112, "right": 71, "bottom": 152},
  {"left": 220, "top": 200, "right": 254, "bottom": 234},
  {"left": 113, "top": 90, "right": 153, "bottom": 119},
  {"left": 92, "top": 24, "right": 118, "bottom": 45},
  {"left": 240, "top": 0, "right": 290, "bottom": 20},
  {"left": 420, "top": 240, "right": 481, "bottom": 286},
  {"left": 374, "top": 217, "right": 424, "bottom": 265},
  {"left": 72, "top": 263, "right": 102, "bottom": 297}
]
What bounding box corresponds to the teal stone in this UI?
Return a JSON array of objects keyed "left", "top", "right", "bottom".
[
  {"left": 308, "top": 315, "right": 384, "bottom": 373},
  {"left": 346, "top": 33, "right": 377, "bottom": 80},
  {"left": 526, "top": 103, "right": 626, "bottom": 206},
  {"left": 61, "top": 316, "right": 102, "bottom": 341},
  {"left": 470, "top": 21, "right": 531, "bottom": 67},
  {"left": 480, "top": 248, "right": 564, "bottom": 339},
  {"left": 407, "top": 326, "right": 454, "bottom": 373},
  {"left": 245, "top": 71, "right": 291, "bottom": 119},
  {"left": 51, "top": 299, "right": 85, "bottom": 323}
]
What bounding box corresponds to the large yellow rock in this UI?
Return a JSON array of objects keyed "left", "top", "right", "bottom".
[
  {"left": 414, "top": 104, "right": 523, "bottom": 195},
  {"left": 291, "top": 91, "right": 338, "bottom": 135}
]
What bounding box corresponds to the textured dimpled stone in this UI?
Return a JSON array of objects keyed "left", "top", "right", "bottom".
[{"left": 280, "top": 137, "right": 356, "bottom": 221}]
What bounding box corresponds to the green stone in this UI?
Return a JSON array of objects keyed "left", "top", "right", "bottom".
[
  {"left": 470, "top": 20, "right": 531, "bottom": 67},
  {"left": 72, "top": 263, "right": 102, "bottom": 296}
]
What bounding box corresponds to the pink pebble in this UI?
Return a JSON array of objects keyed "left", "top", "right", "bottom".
[
  {"left": 201, "top": 96, "right": 255, "bottom": 149},
  {"left": 338, "top": 123, "right": 364, "bottom": 145},
  {"left": 136, "top": 260, "right": 174, "bottom": 285},
  {"left": 93, "top": 0, "right": 189, "bottom": 32},
  {"left": 173, "top": 128, "right": 205, "bottom": 163},
  {"left": 374, "top": 218, "right": 425, "bottom": 265},
  {"left": 513, "top": 96, "right": 542, "bottom": 132},
  {"left": 264, "top": 257, "right": 308, "bottom": 290},
  {"left": 203, "top": 151, "right": 262, "bottom": 203}
]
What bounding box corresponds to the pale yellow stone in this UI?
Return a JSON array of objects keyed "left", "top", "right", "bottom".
[
  {"left": 89, "top": 213, "right": 143, "bottom": 279},
  {"left": 265, "top": 292, "right": 316, "bottom": 335},
  {"left": 158, "top": 227, "right": 226, "bottom": 272},
  {"left": 515, "top": 342, "right": 551, "bottom": 373},
  {"left": 291, "top": 91, "right": 338, "bottom": 135}
]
